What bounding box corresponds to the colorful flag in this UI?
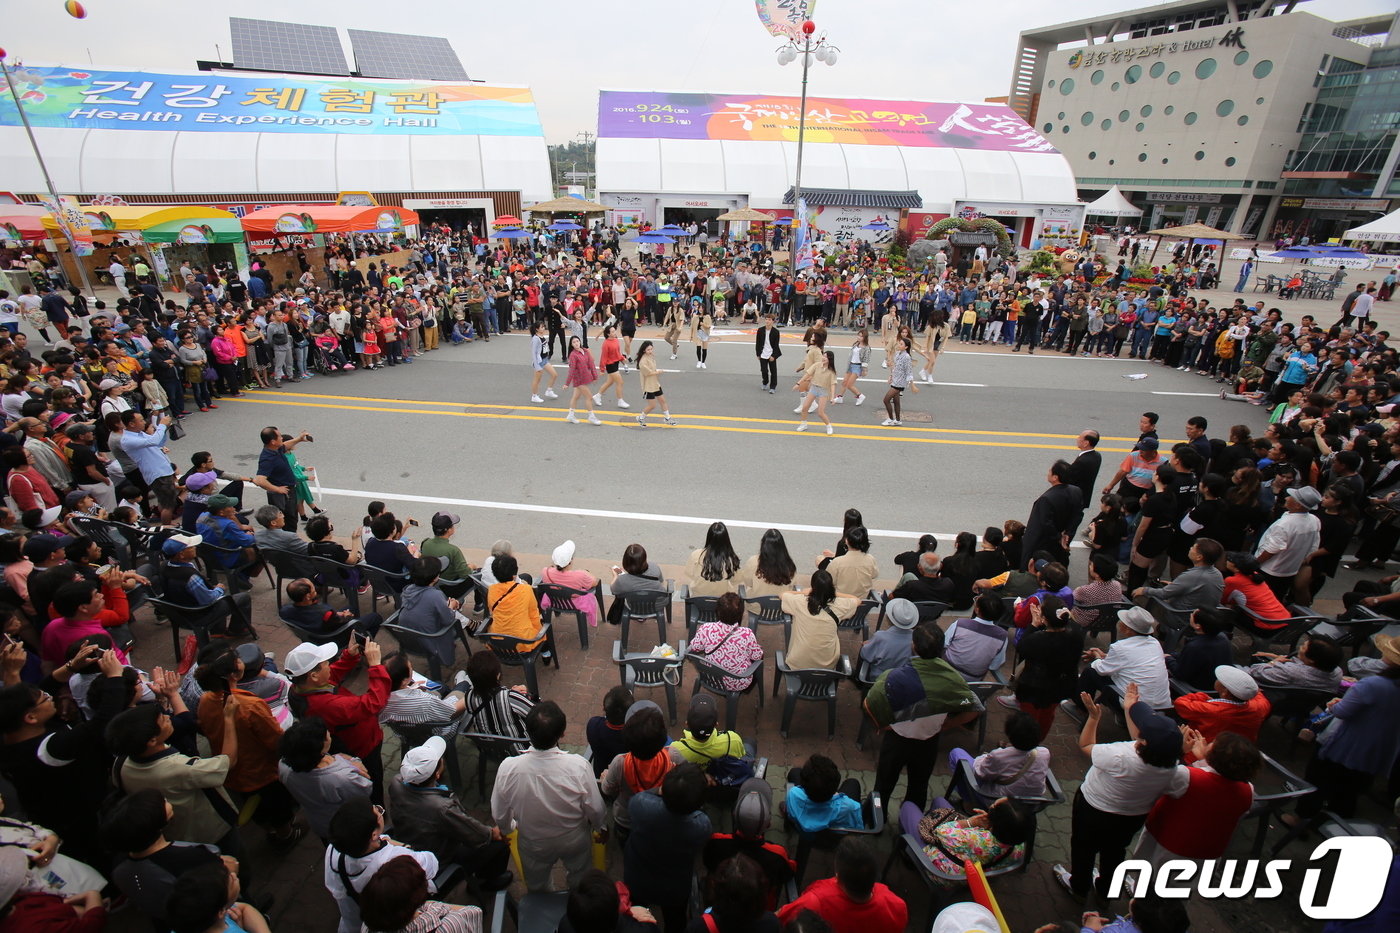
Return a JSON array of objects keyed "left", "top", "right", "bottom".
[
  {"left": 39, "top": 195, "right": 94, "bottom": 257},
  {"left": 755, "top": 0, "right": 816, "bottom": 39},
  {"left": 794, "top": 197, "right": 813, "bottom": 271}
]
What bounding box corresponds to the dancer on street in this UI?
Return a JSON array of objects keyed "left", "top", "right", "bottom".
[
  {"left": 690, "top": 301, "right": 714, "bottom": 369},
  {"left": 755, "top": 312, "right": 782, "bottom": 395},
  {"left": 635, "top": 341, "right": 675, "bottom": 428},
  {"left": 796, "top": 349, "right": 837, "bottom": 436},
  {"left": 882, "top": 336, "right": 920, "bottom": 426},
  {"left": 662, "top": 297, "right": 684, "bottom": 361},
  {"left": 594, "top": 325, "right": 630, "bottom": 409},
  {"left": 792, "top": 330, "right": 825, "bottom": 414},
  {"left": 529, "top": 320, "right": 559, "bottom": 403},
  {"left": 564, "top": 335, "right": 602, "bottom": 425},
  {"left": 832, "top": 328, "right": 867, "bottom": 406}
]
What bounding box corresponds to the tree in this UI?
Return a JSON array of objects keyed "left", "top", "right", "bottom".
[{"left": 548, "top": 135, "right": 596, "bottom": 192}]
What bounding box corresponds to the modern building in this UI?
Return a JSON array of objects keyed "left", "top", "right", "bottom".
[
  {"left": 594, "top": 89, "right": 1085, "bottom": 249},
  {"left": 1010, "top": 0, "right": 1397, "bottom": 239},
  {"left": 0, "top": 19, "right": 552, "bottom": 235}
]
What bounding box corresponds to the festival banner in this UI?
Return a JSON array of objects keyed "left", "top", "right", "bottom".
[
  {"left": 0, "top": 66, "right": 543, "bottom": 137},
  {"left": 755, "top": 0, "right": 817, "bottom": 38},
  {"left": 38, "top": 195, "right": 94, "bottom": 256},
  {"left": 597, "top": 91, "right": 1057, "bottom": 153}
]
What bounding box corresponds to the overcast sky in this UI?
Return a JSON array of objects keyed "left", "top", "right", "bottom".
[{"left": 7, "top": 0, "right": 1394, "bottom": 143}]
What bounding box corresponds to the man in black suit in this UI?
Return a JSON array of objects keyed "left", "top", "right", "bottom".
[
  {"left": 1021, "top": 459, "right": 1085, "bottom": 569},
  {"left": 1067, "top": 430, "right": 1102, "bottom": 510},
  {"left": 755, "top": 312, "right": 782, "bottom": 394}
]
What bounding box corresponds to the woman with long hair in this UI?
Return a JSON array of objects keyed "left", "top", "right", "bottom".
[
  {"left": 528, "top": 320, "right": 560, "bottom": 404},
  {"left": 832, "top": 328, "right": 868, "bottom": 406},
  {"left": 634, "top": 340, "right": 675, "bottom": 427},
  {"left": 741, "top": 527, "right": 797, "bottom": 602},
  {"left": 796, "top": 349, "right": 837, "bottom": 435},
  {"left": 883, "top": 336, "right": 919, "bottom": 426},
  {"left": 685, "top": 520, "right": 742, "bottom": 597},
  {"left": 940, "top": 531, "right": 981, "bottom": 610},
  {"left": 1127, "top": 464, "right": 1178, "bottom": 591},
  {"left": 690, "top": 301, "right": 714, "bottom": 369},
  {"left": 782, "top": 569, "right": 858, "bottom": 670},
  {"left": 563, "top": 335, "right": 602, "bottom": 425},
  {"left": 792, "top": 329, "right": 825, "bottom": 414},
  {"left": 593, "top": 324, "right": 629, "bottom": 409}
]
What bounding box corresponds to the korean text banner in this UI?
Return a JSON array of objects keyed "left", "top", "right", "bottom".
[
  {"left": 0, "top": 66, "right": 543, "bottom": 136},
  {"left": 755, "top": 0, "right": 817, "bottom": 38},
  {"left": 598, "top": 91, "right": 1058, "bottom": 154}
]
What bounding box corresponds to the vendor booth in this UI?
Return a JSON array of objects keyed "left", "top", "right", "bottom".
[
  {"left": 240, "top": 204, "right": 420, "bottom": 288},
  {"left": 41, "top": 205, "right": 242, "bottom": 289}
]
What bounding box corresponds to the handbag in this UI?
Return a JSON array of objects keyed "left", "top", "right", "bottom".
[{"left": 168, "top": 417, "right": 187, "bottom": 441}]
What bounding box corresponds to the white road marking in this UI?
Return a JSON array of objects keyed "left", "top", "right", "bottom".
[
  {"left": 317, "top": 484, "right": 1087, "bottom": 546},
  {"left": 1150, "top": 391, "right": 1224, "bottom": 397},
  {"left": 856, "top": 378, "right": 986, "bottom": 387}
]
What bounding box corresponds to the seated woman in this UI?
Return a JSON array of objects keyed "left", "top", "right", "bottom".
[
  {"left": 685, "top": 521, "right": 742, "bottom": 597},
  {"left": 607, "top": 543, "right": 665, "bottom": 624},
  {"left": 781, "top": 570, "right": 859, "bottom": 671},
  {"left": 688, "top": 593, "right": 764, "bottom": 691},
  {"left": 540, "top": 539, "right": 599, "bottom": 628},
  {"left": 1222, "top": 552, "right": 1290, "bottom": 635},
  {"left": 740, "top": 529, "right": 797, "bottom": 607},
  {"left": 398, "top": 557, "right": 468, "bottom": 668},
  {"left": 897, "top": 795, "right": 1034, "bottom": 884},
  {"left": 947, "top": 711, "right": 1051, "bottom": 809},
  {"left": 487, "top": 554, "right": 545, "bottom": 652},
  {"left": 1165, "top": 606, "right": 1235, "bottom": 690},
  {"left": 459, "top": 650, "right": 535, "bottom": 741}
]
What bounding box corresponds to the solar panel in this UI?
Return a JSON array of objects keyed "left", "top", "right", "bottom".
[
  {"left": 348, "top": 29, "right": 469, "bottom": 81},
  {"left": 230, "top": 18, "right": 349, "bottom": 76}
]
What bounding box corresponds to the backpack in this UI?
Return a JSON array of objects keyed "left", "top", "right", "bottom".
[
  {"left": 1214, "top": 330, "right": 1236, "bottom": 358},
  {"left": 681, "top": 734, "right": 756, "bottom": 787}
]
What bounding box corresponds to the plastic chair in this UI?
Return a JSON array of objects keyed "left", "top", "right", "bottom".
[
  {"left": 965, "top": 672, "right": 1008, "bottom": 752},
  {"left": 1235, "top": 605, "right": 1330, "bottom": 655},
  {"left": 773, "top": 651, "right": 851, "bottom": 739},
  {"left": 305, "top": 554, "right": 365, "bottom": 615},
  {"left": 884, "top": 829, "right": 1026, "bottom": 932},
  {"left": 853, "top": 657, "right": 880, "bottom": 751},
  {"left": 688, "top": 653, "right": 764, "bottom": 731},
  {"left": 876, "top": 599, "right": 948, "bottom": 631},
  {"left": 67, "top": 514, "right": 138, "bottom": 569},
  {"left": 785, "top": 790, "right": 884, "bottom": 885},
  {"left": 474, "top": 624, "right": 555, "bottom": 700},
  {"left": 1074, "top": 600, "right": 1137, "bottom": 643},
  {"left": 944, "top": 756, "right": 1065, "bottom": 860},
  {"left": 461, "top": 731, "right": 530, "bottom": 800},
  {"left": 618, "top": 584, "right": 674, "bottom": 653},
  {"left": 360, "top": 563, "right": 411, "bottom": 612},
  {"left": 278, "top": 608, "right": 360, "bottom": 649},
  {"left": 681, "top": 585, "right": 723, "bottom": 638},
  {"left": 512, "top": 892, "right": 568, "bottom": 933},
  {"left": 536, "top": 580, "right": 602, "bottom": 651},
  {"left": 197, "top": 540, "right": 264, "bottom": 593},
  {"left": 260, "top": 546, "right": 318, "bottom": 608},
  {"left": 741, "top": 588, "right": 793, "bottom": 646},
  {"left": 1145, "top": 596, "right": 1195, "bottom": 650},
  {"left": 1258, "top": 683, "right": 1339, "bottom": 733},
  {"left": 612, "top": 640, "right": 687, "bottom": 724},
  {"left": 1247, "top": 752, "right": 1316, "bottom": 857},
  {"left": 148, "top": 593, "right": 246, "bottom": 658},
  {"left": 384, "top": 613, "right": 468, "bottom": 683},
  {"left": 838, "top": 596, "right": 881, "bottom": 641}
]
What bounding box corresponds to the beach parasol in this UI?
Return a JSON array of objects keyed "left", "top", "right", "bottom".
[
  {"left": 492, "top": 215, "right": 521, "bottom": 227},
  {"left": 629, "top": 233, "right": 675, "bottom": 243},
  {"left": 547, "top": 221, "right": 583, "bottom": 231},
  {"left": 490, "top": 227, "right": 532, "bottom": 239},
  {"left": 714, "top": 207, "right": 776, "bottom": 223},
  {"left": 524, "top": 196, "right": 609, "bottom": 214}
]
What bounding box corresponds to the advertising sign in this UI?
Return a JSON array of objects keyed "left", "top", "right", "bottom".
[
  {"left": 755, "top": 0, "right": 817, "bottom": 38},
  {"left": 598, "top": 91, "right": 1058, "bottom": 153},
  {"left": 38, "top": 195, "right": 94, "bottom": 256},
  {"left": 0, "top": 66, "right": 543, "bottom": 137}
]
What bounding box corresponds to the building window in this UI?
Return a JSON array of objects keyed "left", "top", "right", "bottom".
[
  {"left": 1195, "top": 151, "right": 1205, "bottom": 160},
  {"left": 1126, "top": 64, "right": 1143, "bottom": 84},
  {"left": 1091, "top": 69, "right": 1105, "bottom": 85},
  {"left": 1226, "top": 157, "right": 1238, "bottom": 167},
  {"left": 1060, "top": 77, "right": 1076, "bottom": 95},
  {"left": 1196, "top": 58, "right": 1217, "bottom": 79},
  {"left": 1253, "top": 60, "right": 1273, "bottom": 79},
  {"left": 1216, "top": 100, "right": 1235, "bottom": 117},
  {"left": 1185, "top": 111, "right": 1198, "bottom": 125},
  {"left": 1140, "top": 105, "right": 1153, "bottom": 117},
  {"left": 1150, "top": 62, "right": 1165, "bottom": 79},
  {"left": 1233, "top": 51, "right": 1250, "bottom": 66},
  {"left": 1168, "top": 71, "right": 1181, "bottom": 85},
  {"left": 1081, "top": 112, "right": 1095, "bottom": 126}
]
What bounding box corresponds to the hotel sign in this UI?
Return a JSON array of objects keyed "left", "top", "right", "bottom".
[{"left": 1068, "top": 29, "right": 1244, "bottom": 67}]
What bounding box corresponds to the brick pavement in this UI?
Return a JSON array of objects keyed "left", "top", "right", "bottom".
[{"left": 100, "top": 544, "right": 1383, "bottom": 933}]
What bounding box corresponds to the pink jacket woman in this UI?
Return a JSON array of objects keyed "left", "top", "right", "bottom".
[{"left": 566, "top": 345, "right": 598, "bottom": 388}]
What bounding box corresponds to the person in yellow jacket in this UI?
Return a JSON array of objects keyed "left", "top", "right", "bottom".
[{"left": 634, "top": 341, "right": 675, "bottom": 428}]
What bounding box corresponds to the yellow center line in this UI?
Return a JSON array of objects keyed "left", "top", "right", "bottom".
[
  {"left": 236, "top": 390, "right": 1166, "bottom": 445},
  {"left": 224, "top": 393, "right": 1145, "bottom": 452}
]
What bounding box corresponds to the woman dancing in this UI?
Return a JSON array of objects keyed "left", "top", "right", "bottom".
[
  {"left": 882, "top": 336, "right": 920, "bottom": 426},
  {"left": 832, "top": 328, "right": 867, "bottom": 406},
  {"left": 796, "top": 349, "right": 837, "bottom": 436},
  {"left": 563, "top": 335, "right": 602, "bottom": 425},
  {"left": 529, "top": 320, "right": 559, "bottom": 403},
  {"left": 634, "top": 341, "right": 676, "bottom": 428},
  {"left": 593, "top": 324, "right": 629, "bottom": 409}
]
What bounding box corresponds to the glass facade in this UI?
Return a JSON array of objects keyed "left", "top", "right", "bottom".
[{"left": 1284, "top": 47, "right": 1399, "bottom": 196}]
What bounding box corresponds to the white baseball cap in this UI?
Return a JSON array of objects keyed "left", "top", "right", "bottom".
[
  {"left": 399, "top": 736, "right": 447, "bottom": 784},
  {"left": 284, "top": 642, "right": 339, "bottom": 678},
  {"left": 552, "top": 540, "right": 576, "bottom": 567}
]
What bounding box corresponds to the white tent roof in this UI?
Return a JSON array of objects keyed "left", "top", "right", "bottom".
[
  {"left": 1085, "top": 185, "right": 1141, "bottom": 216},
  {"left": 1345, "top": 208, "right": 1400, "bottom": 242}
]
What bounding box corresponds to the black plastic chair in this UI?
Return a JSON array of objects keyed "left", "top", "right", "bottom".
[
  {"left": 853, "top": 658, "right": 879, "bottom": 751},
  {"left": 1075, "top": 600, "right": 1137, "bottom": 642},
  {"left": 474, "top": 623, "right": 556, "bottom": 700},
  {"left": 360, "top": 563, "right": 411, "bottom": 611},
  {"left": 536, "top": 580, "right": 602, "bottom": 651},
  {"left": 1235, "top": 605, "right": 1330, "bottom": 655},
  {"left": 461, "top": 731, "right": 530, "bottom": 800},
  {"left": 1259, "top": 683, "right": 1339, "bottom": 732},
  {"left": 278, "top": 608, "right": 360, "bottom": 649},
  {"left": 965, "top": 671, "right": 1008, "bottom": 752},
  {"left": 688, "top": 653, "right": 764, "bottom": 731},
  {"left": 612, "top": 640, "right": 686, "bottom": 724},
  {"left": 386, "top": 721, "right": 463, "bottom": 793},
  {"left": 260, "top": 546, "right": 318, "bottom": 608},
  {"left": 876, "top": 599, "right": 948, "bottom": 631},
  {"left": 741, "top": 589, "right": 793, "bottom": 646},
  {"left": 618, "top": 584, "right": 674, "bottom": 653},
  {"left": 384, "top": 613, "right": 467, "bottom": 683},
  {"left": 305, "top": 554, "right": 365, "bottom": 615},
  {"left": 1248, "top": 752, "right": 1316, "bottom": 857},
  {"left": 148, "top": 593, "right": 245, "bottom": 658},
  {"left": 67, "top": 514, "right": 138, "bottom": 569},
  {"left": 785, "top": 790, "right": 884, "bottom": 886},
  {"left": 196, "top": 540, "right": 265, "bottom": 593},
  {"left": 1146, "top": 596, "right": 1195, "bottom": 651},
  {"left": 838, "top": 596, "right": 881, "bottom": 641},
  {"left": 773, "top": 651, "right": 851, "bottom": 739},
  {"left": 681, "top": 585, "right": 724, "bottom": 638}
]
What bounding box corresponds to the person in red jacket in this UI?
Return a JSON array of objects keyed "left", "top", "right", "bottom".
[
  {"left": 777, "top": 838, "right": 907, "bottom": 933},
  {"left": 1173, "top": 664, "right": 1272, "bottom": 748},
  {"left": 287, "top": 639, "right": 391, "bottom": 803},
  {"left": 40, "top": 578, "right": 132, "bottom": 666},
  {"left": 0, "top": 845, "right": 106, "bottom": 933},
  {"left": 1134, "top": 725, "right": 1261, "bottom": 867}
]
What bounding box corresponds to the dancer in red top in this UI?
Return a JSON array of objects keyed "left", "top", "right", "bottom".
[
  {"left": 564, "top": 336, "right": 602, "bottom": 426},
  {"left": 593, "top": 325, "right": 630, "bottom": 411}
]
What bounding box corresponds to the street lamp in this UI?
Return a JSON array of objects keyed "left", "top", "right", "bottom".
[
  {"left": 776, "top": 20, "right": 838, "bottom": 263},
  {"left": 0, "top": 50, "right": 97, "bottom": 298}
]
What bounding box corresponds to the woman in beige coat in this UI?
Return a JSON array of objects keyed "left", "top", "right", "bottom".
[
  {"left": 684, "top": 521, "right": 742, "bottom": 597},
  {"left": 795, "top": 349, "right": 838, "bottom": 435},
  {"left": 783, "top": 569, "right": 859, "bottom": 670}
]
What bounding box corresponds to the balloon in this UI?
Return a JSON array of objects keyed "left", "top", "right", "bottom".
[{"left": 64, "top": 1, "right": 86, "bottom": 19}]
